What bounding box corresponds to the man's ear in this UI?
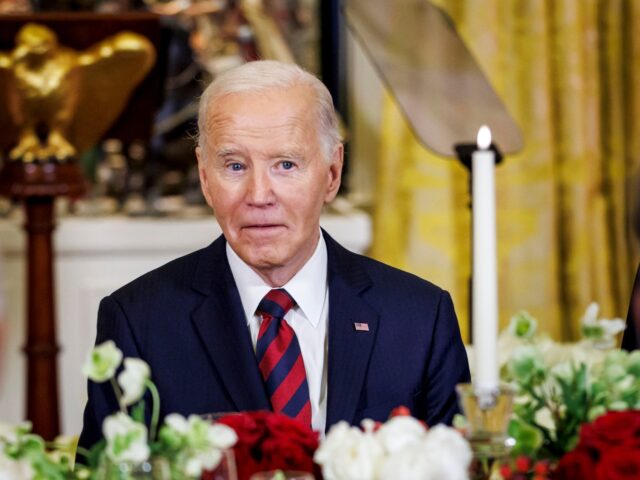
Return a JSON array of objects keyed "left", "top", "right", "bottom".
[
  {"left": 324, "top": 143, "right": 344, "bottom": 203},
  {"left": 196, "top": 146, "right": 214, "bottom": 208}
]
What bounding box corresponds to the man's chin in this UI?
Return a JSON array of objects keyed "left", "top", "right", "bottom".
[{"left": 233, "top": 243, "right": 285, "bottom": 270}]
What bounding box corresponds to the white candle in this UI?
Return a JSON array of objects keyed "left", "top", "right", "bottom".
[{"left": 472, "top": 125, "right": 499, "bottom": 394}]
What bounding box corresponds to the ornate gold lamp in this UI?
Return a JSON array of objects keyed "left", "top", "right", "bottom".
[{"left": 0, "top": 21, "right": 155, "bottom": 439}]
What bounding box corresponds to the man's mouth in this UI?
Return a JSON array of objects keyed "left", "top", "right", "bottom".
[
  {"left": 242, "top": 224, "right": 287, "bottom": 233},
  {"left": 244, "top": 224, "right": 284, "bottom": 229}
]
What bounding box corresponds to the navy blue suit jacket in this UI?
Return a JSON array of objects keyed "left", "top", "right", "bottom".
[{"left": 78, "top": 231, "right": 470, "bottom": 451}]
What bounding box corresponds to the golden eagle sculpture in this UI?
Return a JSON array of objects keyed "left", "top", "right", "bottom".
[{"left": 0, "top": 23, "right": 156, "bottom": 162}]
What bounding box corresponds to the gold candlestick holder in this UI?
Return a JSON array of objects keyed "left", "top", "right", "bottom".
[{"left": 457, "top": 383, "right": 515, "bottom": 479}]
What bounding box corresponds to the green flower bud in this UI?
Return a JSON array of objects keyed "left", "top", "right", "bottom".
[{"left": 509, "top": 311, "right": 538, "bottom": 339}]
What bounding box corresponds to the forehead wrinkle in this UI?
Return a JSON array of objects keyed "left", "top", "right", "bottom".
[
  {"left": 204, "top": 94, "right": 320, "bottom": 157},
  {"left": 207, "top": 103, "right": 312, "bottom": 133}
]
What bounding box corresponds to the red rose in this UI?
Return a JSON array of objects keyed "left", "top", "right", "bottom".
[
  {"left": 217, "top": 412, "right": 269, "bottom": 480},
  {"left": 264, "top": 413, "right": 319, "bottom": 451},
  {"left": 595, "top": 448, "right": 640, "bottom": 480},
  {"left": 218, "top": 412, "right": 265, "bottom": 446},
  {"left": 553, "top": 449, "right": 595, "bottom": 479},
  {"left": 213, "top": 411, "right": 319, "bottom": 480},
  {"left": 261, "top": 437, "right": 316, "bottom": 473},
  {"left": 580, "top": 411, "right": 640, "bottom": 453}
]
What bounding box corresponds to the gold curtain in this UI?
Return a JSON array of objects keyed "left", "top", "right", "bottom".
[{"left": 369, "top": 0, "right": 640, "bottom": 341}]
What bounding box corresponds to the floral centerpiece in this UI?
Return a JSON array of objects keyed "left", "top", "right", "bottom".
[
  {"left": 0, "top": 423, "right": 81, "bottom": 480},
  {"left": 1, "top": 338, "right": 472, "bottom": 480},
  {"left": 314, "top": 407, "right": 472, "bottom": 480},
  {"left": 80, "top": 340, "right": 238, "bottom": 479},
  {"left": 497, "top": 303, "right": 639, "bottom": 477},
  {"left": 5, "top": 302, "right": 637, "bottom": 480}
]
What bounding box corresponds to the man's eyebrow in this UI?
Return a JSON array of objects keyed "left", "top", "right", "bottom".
[
  {"left": 215, "top": 147, "right": 239, "bottom": 157},
  {"left": 274, "top": 152, "right": 301, "bottom": 159}
]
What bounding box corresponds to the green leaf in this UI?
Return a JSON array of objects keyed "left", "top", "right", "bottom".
[
  {"left": 508, "top": 418, "right": 543, "bottom": 456},
  {"left": 84, "top": 439, "right": 106, "bottom": 469},
  {"left": 130, "top": 401, "right": 146, "bottom": 424}
]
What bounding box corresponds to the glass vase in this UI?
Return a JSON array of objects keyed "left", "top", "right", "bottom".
[
  {"left": 456, "top": 383, "right": 515, "bottom": 479},
  {"left": 96, "top": 457, "right": 171, "bottom": 480},
  {"left": 249, "top": 471, "right": 314, "bottom": 480},
  {"left": 201, "top": 448, "right": 238, "bottom": 480}
]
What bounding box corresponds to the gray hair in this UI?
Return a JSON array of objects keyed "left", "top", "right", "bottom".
[{"left": 197, "top": 60, "right": 341, "bottom": 162}]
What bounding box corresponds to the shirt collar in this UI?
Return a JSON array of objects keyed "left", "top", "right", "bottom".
[{"left": 226, "top": 232, "right": 328, "bottom": 328}]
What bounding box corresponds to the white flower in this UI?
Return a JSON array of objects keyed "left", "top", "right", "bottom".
[
  {"left": 117, "top": 358, "right": 150, "bottom": 406},
  {"left": 82, "top": 341, "right": 123, "bottom": 382},
  {"left": 161, "top": 414, "right": 236, "bottom": 475},
  {"left": 536, "top": 338, "right": 573, "bottom": 367},
  {"left": 164, "top": 413, "right": 237, "bottom": 448},
  {"left": 508, "top": 345, "right": 546, "bottom": 384},
  {"left": 566, "top": 342, "right": 606, "bottom": 368},
  {"left": 182, "top": 415, "right": 237, "bottom": 450},
  {"left": 534, "top": 406, "right": 555, "bottom": 432},
  {"left": 582, "top": 302, "right": 600, "bottom": 325},
  {"left": 0, "top": 450, "right": 34, "bottom": 480},
  {"left": 375, "top": 416, "right": 426, "bottom": 453},
  {"left": 206, "top": 423, "right": 237, "bottom": 449},
  {"left": 580, "top": 302, "right": 625, "bottom": 349},
  {"left": 197, "top": 449, "right": 224, "bottom": 472},
  {"left": 420, "top": 425, "right": 472, "bottom": 480},
  {"left": 315, "top": 421, "right": 383, "bottom": 480},
  {"left": 184, "top": 450, "right": 223, "bottom": 477},
  {"left": 508, "top": 311, "right": 538, "bottom": 339},
  {"left": 184, "top": 456, "right": 204, "bottom": 477},
  {"left": 103, "top": 412, "right": 150, "bottom": 464},
  {"left": 316, "top": 419, "right": 470, "bottom": 480},
  {"left": 378, "top": 441, "right": 431, "bottom": 480},
  {"left": 164, "top": 413, "right": 189, "bottom": 435},
  {"left": 0, "top": 423, "right": 20, "bottom": 444}
]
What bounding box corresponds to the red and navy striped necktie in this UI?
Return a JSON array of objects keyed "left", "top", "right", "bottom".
[{"left": 255, "top": 289, "right": 311, "bottom": 426}]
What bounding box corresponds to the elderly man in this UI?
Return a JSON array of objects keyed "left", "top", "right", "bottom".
[{"left": 78, "top": 60, "right": 470, "bottom": 450}]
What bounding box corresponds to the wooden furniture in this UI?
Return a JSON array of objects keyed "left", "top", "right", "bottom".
[
  {"left": 0, "top": 12, "right": 161, "bottom": 439},
  {"left": 0, "top": 161, "right": 87, "bottom": 439}
]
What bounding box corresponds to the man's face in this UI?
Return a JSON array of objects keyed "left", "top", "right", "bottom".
[{"left": 197, "top": 85, "right": 343, "bottom": 285}]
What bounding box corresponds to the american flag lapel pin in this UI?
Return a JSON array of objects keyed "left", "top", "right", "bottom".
[{"left": 354, "top": 322, "right": 370, "bottom": 332}]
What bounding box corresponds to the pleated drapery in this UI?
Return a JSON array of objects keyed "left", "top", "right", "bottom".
[{"left": 369, "top": 0, "right": 640, "bottom": 341}]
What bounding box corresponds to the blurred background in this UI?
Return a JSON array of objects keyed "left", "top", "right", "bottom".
[{"left": 0, "top": 0, "right": 638, "bottom": 435}]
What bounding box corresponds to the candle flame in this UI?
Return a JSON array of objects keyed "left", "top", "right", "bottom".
[{"left": 477, "top": 125, "right": 492, "bottom": 150}]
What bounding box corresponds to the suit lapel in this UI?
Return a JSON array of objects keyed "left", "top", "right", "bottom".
[
  {"left": 190, "top": 237, "right": 270, "bottom": 412},
  {"left": 188, "top": 232, "right": 379, "bottom": 425},
  {"left": 324, "top": 233, "right": 378, "bottom": 429}
]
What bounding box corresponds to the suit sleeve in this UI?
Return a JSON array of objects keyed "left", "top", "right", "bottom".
[
  {"left": 77, "top": 294, "right": 143, "bottom": 460},
  {"left": 419, "top": 290, "right": 471, "bottom": 426}
]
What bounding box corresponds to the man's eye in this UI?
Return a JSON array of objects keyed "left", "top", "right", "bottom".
[
  {"left": 228, "top": 163, "right": 244, "bottom": 171},
  {"left": 281, "top": 160, "right": 294, "bottom": 170}
]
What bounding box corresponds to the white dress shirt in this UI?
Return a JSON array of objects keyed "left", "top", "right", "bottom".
[{"left": 226, "top": 234, "right": 329, "bottom": 433}]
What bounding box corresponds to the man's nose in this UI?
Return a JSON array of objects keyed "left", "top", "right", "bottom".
[{"left": 246, "top": 169, "right": 275, "bottom": 206}]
